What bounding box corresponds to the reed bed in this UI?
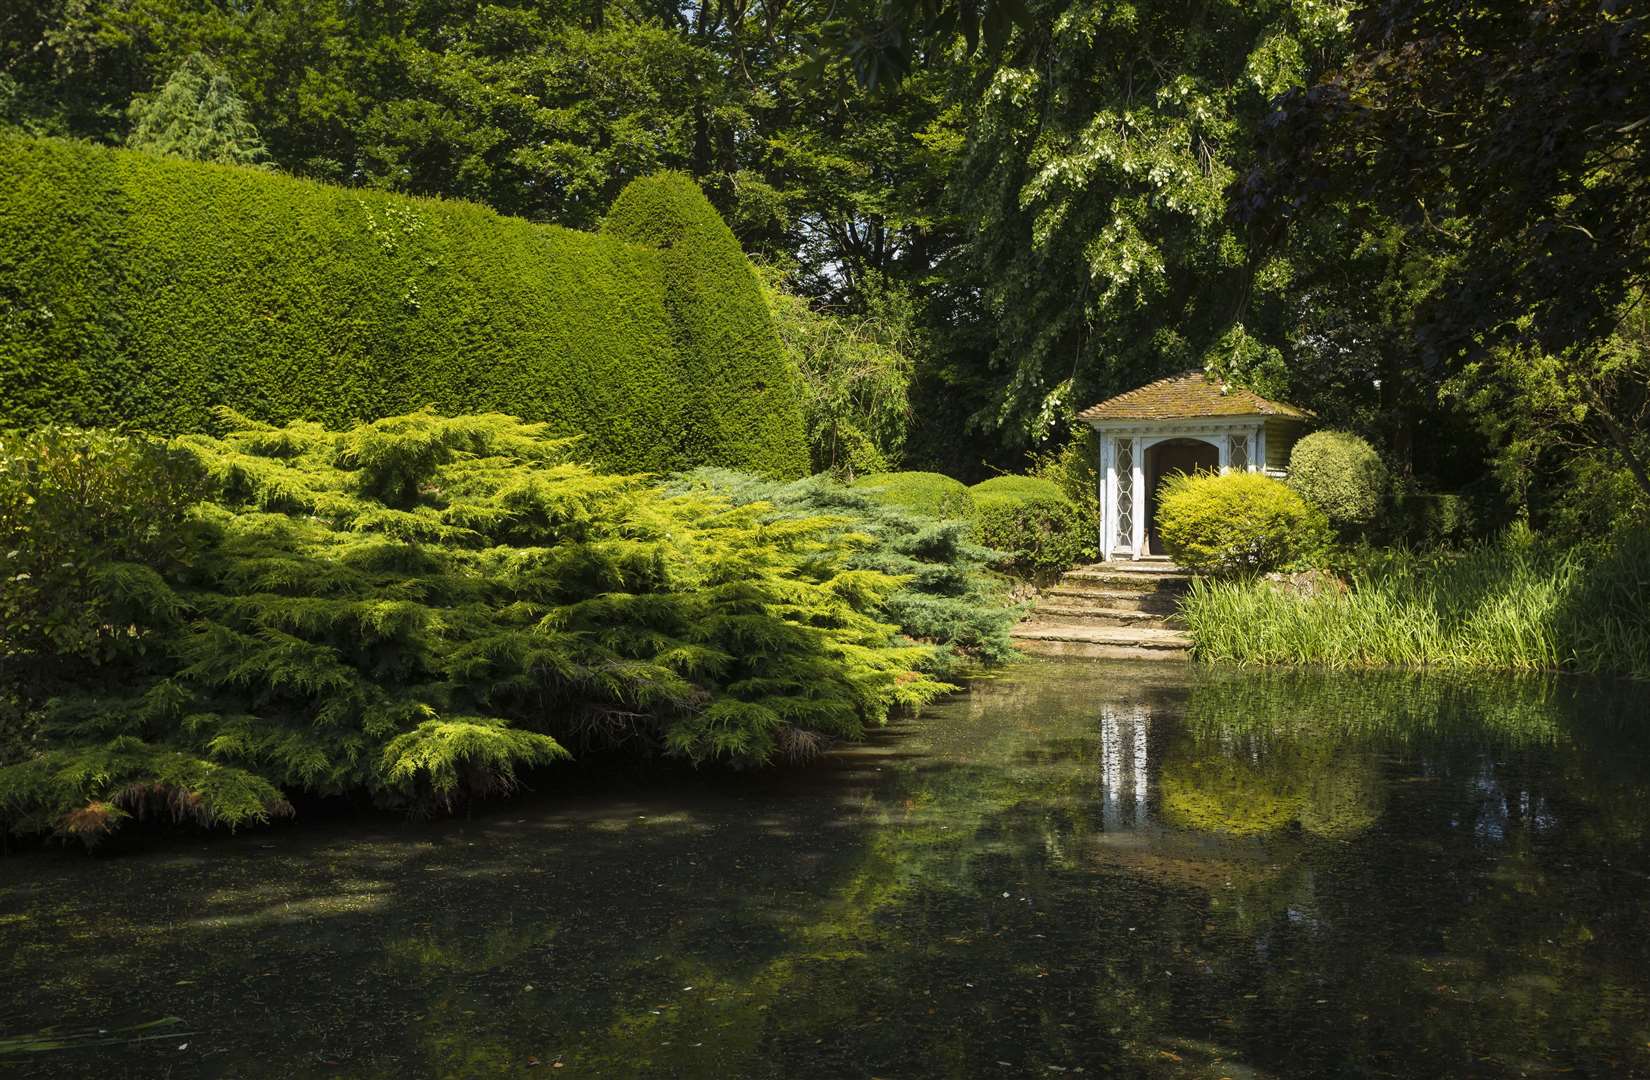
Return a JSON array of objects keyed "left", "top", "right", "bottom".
[{"left": 1180, "top": 526, "right": 1650, "bottom": 679}]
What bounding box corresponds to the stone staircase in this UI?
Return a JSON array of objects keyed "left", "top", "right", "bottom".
[{"left": 1010, "top": 559, "right": 1193, "bottom": 660}]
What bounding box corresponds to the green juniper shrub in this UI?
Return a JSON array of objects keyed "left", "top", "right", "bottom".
[
  {"left": 0, "top": 411, "right": 947, "bottom": 845},
  {"left": 1286, "top": 431, "right": 1388, "bottom": 529},
  {"left": 0, "top": 428, "right": 204, "bottom": 769},
  {"left": 0, "top": 135, "right": 807, "bottom": 477},
  {"left": 968, "top": 475, "right": 1096, "bottom": 578},
  {"left": 1156, "top": 471, "right": 1331, "bottom": 576},
  {"left": 851, "top": 471, "right": 976, "bottom": 520},
  {"left": 676, "top": 469, "right": 1019, "bottom": 669}
]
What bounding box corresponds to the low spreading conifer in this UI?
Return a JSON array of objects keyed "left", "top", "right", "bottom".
[
  {"left": 0, "top": 412, "right": 949, "bottom": 843},
  {"left": 674, "top": 469, "right": 1020, "bottom": 669}
]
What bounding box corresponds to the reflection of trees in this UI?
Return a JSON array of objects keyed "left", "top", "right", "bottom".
[
  {"left": 1150, "top": 667, "right": 1588, "bottom": 842},
  {"left": 5, "top": 661, "right": 1650, "bottom": 1078},
  {"left": 1159, "top": 739, "right": 1384, "bottom": 840}
]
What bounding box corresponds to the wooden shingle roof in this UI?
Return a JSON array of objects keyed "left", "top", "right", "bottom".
[{"left": 1076, "top": 370, "right": 1311, "bottom": 422}]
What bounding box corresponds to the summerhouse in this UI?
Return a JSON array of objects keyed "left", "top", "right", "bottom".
[{"left": 1077, "top": 370, "right": 1313, "bottom": 561}]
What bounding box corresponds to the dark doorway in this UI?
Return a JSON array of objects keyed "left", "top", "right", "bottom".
[{"left": 1144, "top": 438, "right": 1219, "bottom": 555}]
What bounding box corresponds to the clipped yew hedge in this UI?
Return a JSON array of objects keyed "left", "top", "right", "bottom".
[
  {"left": 0, "top": 135, "right": 808, "bottom": 477},
  {"left": 601, "top": 173, "right": 808, "bottom": 478}
]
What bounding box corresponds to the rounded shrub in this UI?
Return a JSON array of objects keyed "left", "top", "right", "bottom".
[
  {"left": 1287, "top": 431, "right": 1388, "bottom": 527},
  {"left": 1156, "top": 471, "right": 1330, "bottom": 575},
  {"left": 0, "top": 135, "right": 808, "bottom": 478},
  {"left": 851, "top": 471, "right": 975, "bottom": 520},
  {"left": 969, "top": 475, "right": 1095, "bottom": 577}
]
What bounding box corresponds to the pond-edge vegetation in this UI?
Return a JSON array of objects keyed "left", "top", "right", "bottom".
[
  {"left": 0, "top": 414, "right": 1015, "bottom": 845},
  {"left": 1179, "top": 525, "right": 1650, "bottom": 680}
]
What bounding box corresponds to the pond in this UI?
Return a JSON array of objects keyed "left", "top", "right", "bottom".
[{"left": 3, "top": 660, "right": 1649, "bottom": 1078}]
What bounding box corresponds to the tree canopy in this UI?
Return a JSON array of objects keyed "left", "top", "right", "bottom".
[
  {"left": 3, "top": 0, "right": 1646, "bottom": 522},
  {"left": 126, "top": 52, "right": 268, "bottom": 165}
]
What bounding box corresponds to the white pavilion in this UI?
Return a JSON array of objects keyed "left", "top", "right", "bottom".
[{"left": 1077, "top": 370, "right": 1313, "bottom": 561}]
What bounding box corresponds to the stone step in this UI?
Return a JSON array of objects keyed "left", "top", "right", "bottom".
[
  {"left": 1010, "top": 622, "right": 1191, "bottom": 661},
  {"left": 1030, "top": 603, "right": 1180, "bottom": 629},
  {"left": 1042, "top": 586, "right": 1183, "bottom": 613},
  {"left": 1061, "top": 568, "right": 1191, "bottom": 592},
  {"left": 1091, "top": 559, "right": 1184, "bottom": 573}
]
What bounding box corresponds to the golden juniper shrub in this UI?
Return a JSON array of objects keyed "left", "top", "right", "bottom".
[{"left": 0, "top": 412, "right": 946, "bottom": 843}]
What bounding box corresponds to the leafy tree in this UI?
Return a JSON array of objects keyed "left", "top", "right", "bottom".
[
  {"left": 126, "top": 52, "right": 267, "bottom": 165},
  {"left": 938, "top": 0, "right": 1351, "bottom": 450},
  {"left": 763, "top": 269, "right": 916, "bottom": 476},
  {"left": 355, "top": 12, "right": 750, "bottom": 228},
  {"left": 1239, "top": 0, "right": 1650, "bottom": 501},
  {"left": 1445, "top": 294, "right": 1650, "bottom": 530}
]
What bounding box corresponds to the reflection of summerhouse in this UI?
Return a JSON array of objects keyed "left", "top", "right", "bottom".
[{"left": 1077, "top": 371, "right": 1312, "bottom": 561}]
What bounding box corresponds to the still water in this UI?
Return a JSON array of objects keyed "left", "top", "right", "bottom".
[{"left": 3, "top": 660, "right": 1649, "bottom": 1078}]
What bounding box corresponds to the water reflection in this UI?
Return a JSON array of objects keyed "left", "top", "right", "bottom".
[
  {"left": 1098, "top": 705, "right": 1152, "bottom": 831},
  {"left": 2, "top": 661, "right": 1649, "bottom": 1078}
]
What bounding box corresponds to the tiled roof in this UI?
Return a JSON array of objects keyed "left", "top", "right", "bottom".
[{"left": 1076, "top": 370, "right": 1312, "bottom": 422}]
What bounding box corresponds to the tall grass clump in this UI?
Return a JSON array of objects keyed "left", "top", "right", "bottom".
[{"left": 1181, "top": 524, "right": 1650, "bottom": 678}]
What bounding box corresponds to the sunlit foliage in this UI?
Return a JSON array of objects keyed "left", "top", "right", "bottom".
[{"left": 0, "top": 413, "right": 950, "bottom": 843}]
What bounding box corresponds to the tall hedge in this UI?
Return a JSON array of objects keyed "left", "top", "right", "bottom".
[
  {"left": 601, "top": 172, "right": 808, "bottom": 478},
  {"left": 0, "top": 135, "right": 808, "bottom": 477}
]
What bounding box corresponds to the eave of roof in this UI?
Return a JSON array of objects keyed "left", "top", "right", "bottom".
[{"left": 1076, "top": 370, "right": 1313, "bottom": 422}]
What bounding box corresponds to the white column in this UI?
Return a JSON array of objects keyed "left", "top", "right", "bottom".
[
  {"left": 1131, "top": 446, "right": 1145, "bottom": 559},
  {"left": 1101, "top": 707, "right": 1120, "bottom": 831},
  {"left": 1098, "top": 432, "right": 1112, "bottom": 561}
]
